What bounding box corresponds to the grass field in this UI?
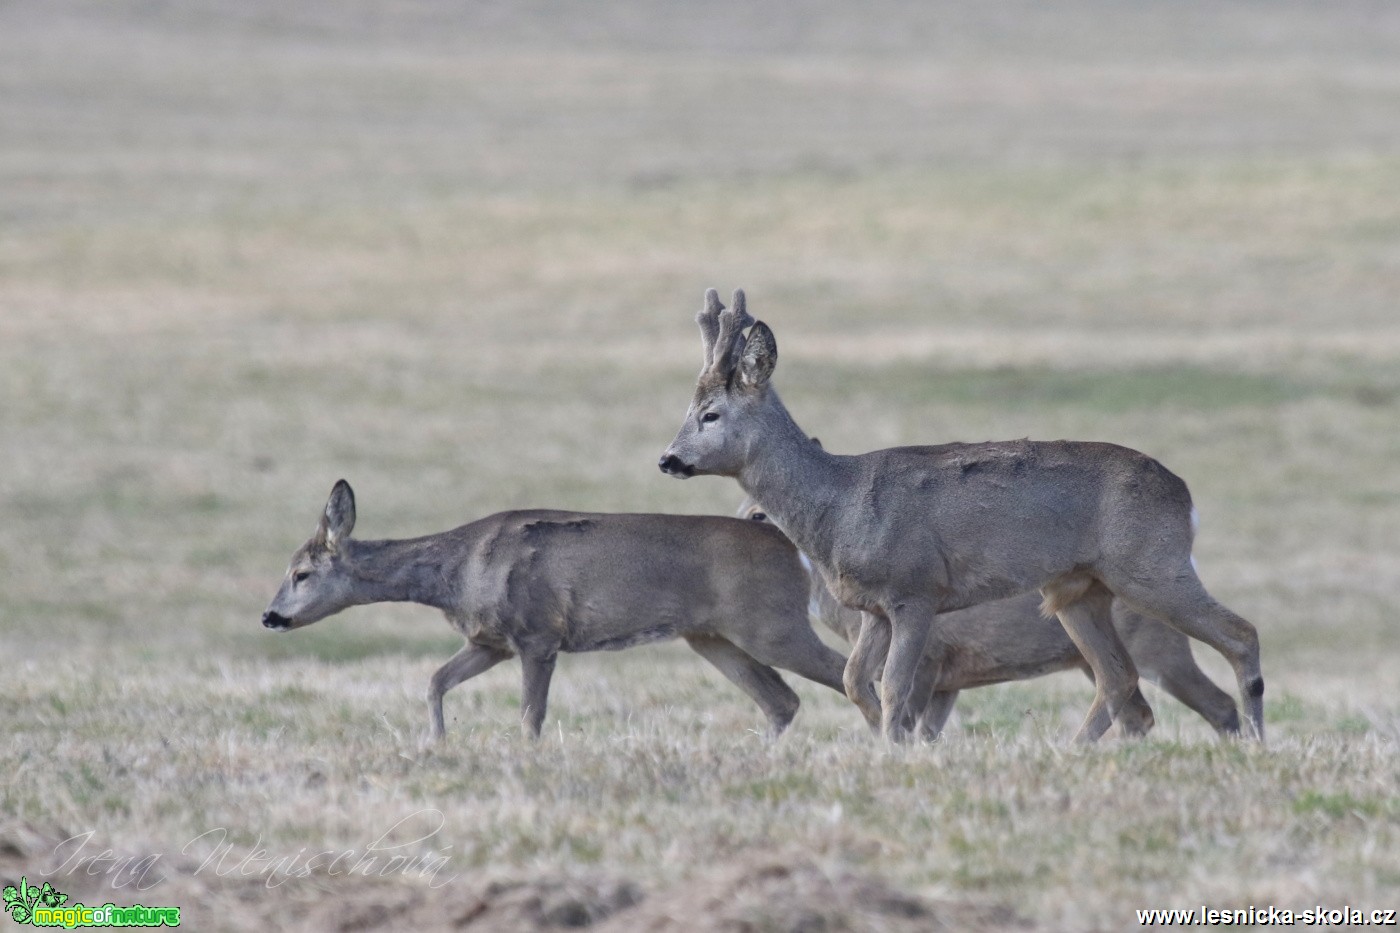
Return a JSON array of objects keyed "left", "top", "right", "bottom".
[{"left": 3, "top": 2, "right": 1400, "bottom": 929}]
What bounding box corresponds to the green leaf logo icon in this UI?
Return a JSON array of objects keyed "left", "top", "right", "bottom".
[
  {"left": 38, "top": 882, "right": 65, "bottom": 909},
  {"left": 2, "top": 875, "right": 65, "bottom": 925}
]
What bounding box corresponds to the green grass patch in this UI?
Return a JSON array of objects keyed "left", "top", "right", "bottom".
[{"left": 1293, "top": 790, "right": 1394, "bottom": 820}]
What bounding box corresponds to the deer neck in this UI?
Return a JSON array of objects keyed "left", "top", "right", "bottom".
[
  {"left": 340, "top": 534, "right": 463, "bottom": 613},
  {"left": 735, "top": 392, "right": 852, "bottom": 567}
]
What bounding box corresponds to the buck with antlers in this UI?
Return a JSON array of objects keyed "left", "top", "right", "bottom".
[
  {"left": 262, "top": 480, "right": 853, "bottom": 741},
  {"left": 660, "top": 289, "right": 1264, "bottom": 743},
  {"left": 738, "top": 492, "right": 1241, "bottom": 738}
]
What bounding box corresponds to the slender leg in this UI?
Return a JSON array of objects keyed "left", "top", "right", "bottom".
[
  {"left": 843, "top": 612, "right": 890, "bottom": 732},
  {"left": 1077, "top": 691, "right": 1115, "bottom": 741},
  {"left": 1152, "top": 665, "right": 1242, "bottom": 737},
  {"left": 426, "top": 642, "right": 512, "bottom": 742},
  {"left": 911, "top": 644, "right": 947, "bottom": 740},
  {"left": 685, "top": 635, "right": 801, "bottom": 735},
  {"left": 519, "top": 654, "right": 557, "bottom": 738},
  {"left": 723, "top": 613, "right": 849, "bottom": 697},
  {"left": 1107, "top": 567, "right": 1265, "bottom": 741},
  {"left": 1118, "top": 605, "right": 1241, "bottom": 737},
  {"left": 1065, "top": 662, "right": 1115, "bottom": 739},
  {"left": 918, "top": 689, "right": 959, "bottom": 740},
  {"left": 880, "top": 603, "right": 936, "bottom": 743},
  {"left": 1052, "top": 583, "right": 1154, "bottom": 742}
]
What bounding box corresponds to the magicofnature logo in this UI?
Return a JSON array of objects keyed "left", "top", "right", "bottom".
[{"left": 3, "top": 877, "right": 180, "bottom": 928}]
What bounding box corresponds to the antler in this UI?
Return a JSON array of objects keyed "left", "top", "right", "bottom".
[
  {"left": 713, "top": 289, "right": 755, "bottom": 375},
  {"left": 696, "top": 288, "right": 724, "bottom": 370},
  {"left": 696, "top": 287, "right": 756, "bottom": 377}
]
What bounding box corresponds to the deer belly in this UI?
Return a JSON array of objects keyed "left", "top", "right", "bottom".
[
  {"left": 932, "top": 594, "right": 1083, "bottom": 687},
  {"left": 555, "top": 594, "right": 689, "bottom": 653}
]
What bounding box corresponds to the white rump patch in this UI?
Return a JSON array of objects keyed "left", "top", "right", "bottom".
[{"left": 797, "top": 552, "right": 825, "bottom": 619}]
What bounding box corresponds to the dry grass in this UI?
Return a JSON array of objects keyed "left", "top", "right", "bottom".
[{"left": 3, "top": 2, "right": 1400, "bottom": 930}]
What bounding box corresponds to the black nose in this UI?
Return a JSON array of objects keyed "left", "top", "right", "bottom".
[
  {"left": 263, "top": 611, "right": 290, "bottom": 630},
  {"left": 658, "top": 454, "right": 691, "bottom": 476}
]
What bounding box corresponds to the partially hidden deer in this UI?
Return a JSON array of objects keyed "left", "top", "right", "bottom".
[
  {"left": 262, "top": 480, "right": 852, "bottom": 741},
  {"left": 737, "top": 490, "right": 1240, "bottom": 738},
  {"left": 659, "top": 289, "right": 1264, "bottom": 743}
]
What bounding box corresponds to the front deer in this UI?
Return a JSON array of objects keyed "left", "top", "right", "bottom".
[
  {"left": 660, "top": 289, "right": 1264, "bottom": 743},
  {"left": 739, "top": 496, "right": 1241, "bottom": 738},
  {"left": 262, "top": 480, "right": 850, "bottom": 741}
]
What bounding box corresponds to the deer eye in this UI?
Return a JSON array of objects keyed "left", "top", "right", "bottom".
[
  {"left": 292, "top": 570, "right": 311, "bottom": 585},
  {"left": 701, "top": 411, "right": 720, "bottom": 423},
  {"left": 749, "top": 512, "right": 767, "bottom": 522}
]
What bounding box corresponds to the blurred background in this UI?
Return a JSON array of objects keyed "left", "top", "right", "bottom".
[
  {"left": 3, "top": 2, "right": 1399, "bottom": 927},
  {"left": 5, "top": 0, "right": 1398, "bottom": 685}
]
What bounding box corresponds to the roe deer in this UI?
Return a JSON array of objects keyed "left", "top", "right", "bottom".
[
  {"left": 659, "top": 289, "right": 1264, "bottom": 743},
  {"left": 738, "top": 494, "right": 1240, "bottom": 738},
  {"left": 261, "top": 480, "right": 851, "bottom": 741}
]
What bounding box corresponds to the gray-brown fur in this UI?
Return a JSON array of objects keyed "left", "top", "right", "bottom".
[
  {"left": 660, "top": 288, "right": 1264, "bottom": 743},
  {"left": 738, "top": 497, "right": 1240, "bottom": 738},
  {"left": 262, "top": 480, "right": 850, "bottom": 741}
]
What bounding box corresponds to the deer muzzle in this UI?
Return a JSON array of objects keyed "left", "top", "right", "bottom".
[
  {"left": 657, "top": 453, "right": 695, "bottom": 478},
  {"left": 262, "top": 610, "right": 292, "bottom": 631}
]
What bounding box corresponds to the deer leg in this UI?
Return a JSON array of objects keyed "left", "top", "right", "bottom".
[
  {"left": 722, "top": 613, "right": 849, "bottom": 698},
  {"left": 880, "top": 604, "right": 937, "bottom": 743},
  {"left": 909, "top": 648, "right": 948, "bottom": 740},
  {"left": 918, "top": 689, "right": 959, "bottom": 741},
  {"left": 1150, "top": 662, "right": 1242, "bottom": 737},
  {"left": 685, "top": 635, "right": 801, "bottom": 736},
  {"left": 1079, "top": 693, "right": 1116, "bottom": 740},
  {"left": 426, "top": 642, "right": 512, "bottom": 742},
  {"left": 1069, "top": 661, "right": 1115, "bottom": 738},
  {"left": 1119, "top": 608, "right": 1241, "bottom": 737},
  {"left": 519, "top": 654, "right": 557, "bottom": 738},
  {"left": 843, "top": 612, "right": 890, "bottom": 732},
  {"left": 1050, "top": 582, "right": 1154, "bottom": 742},
  {"left": 1107, "top": 569, "right": 1264, "bottom": 741}
]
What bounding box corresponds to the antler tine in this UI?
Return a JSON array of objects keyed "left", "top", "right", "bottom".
[
  {"left": 730, "top": 289, "right": 754, "bottom": 330},
  {"left": 712, "top": 287, "right": 755, "bottom": 373},
  {"left": 696, "top": 288, "right": 724, "bottom": 369}
]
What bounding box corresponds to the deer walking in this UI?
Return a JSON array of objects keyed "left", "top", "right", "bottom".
[
  {"left": 262, "top": 480, "right": 851, "bottom": 741},
  {"left": 659, "top": 289, "right": 1264, "bottom": 743},
  {"left": 738, "top": 496, "right": 1240, "bottom": 738}
]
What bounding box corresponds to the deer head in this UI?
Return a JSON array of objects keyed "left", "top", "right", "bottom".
[
  {"left": 262, "top": 480, "right": 359, "bottom": 631},
  {"left": 659, "top": 288, "right": 778, "bottom": 479}
]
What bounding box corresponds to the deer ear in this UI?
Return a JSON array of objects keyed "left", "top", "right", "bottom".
[
  {"left": 317, "top": 480, "right": 356, "bottom": 550},
  {"left": 738, "top": 320, "right": 777, "bottom": 389}
]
